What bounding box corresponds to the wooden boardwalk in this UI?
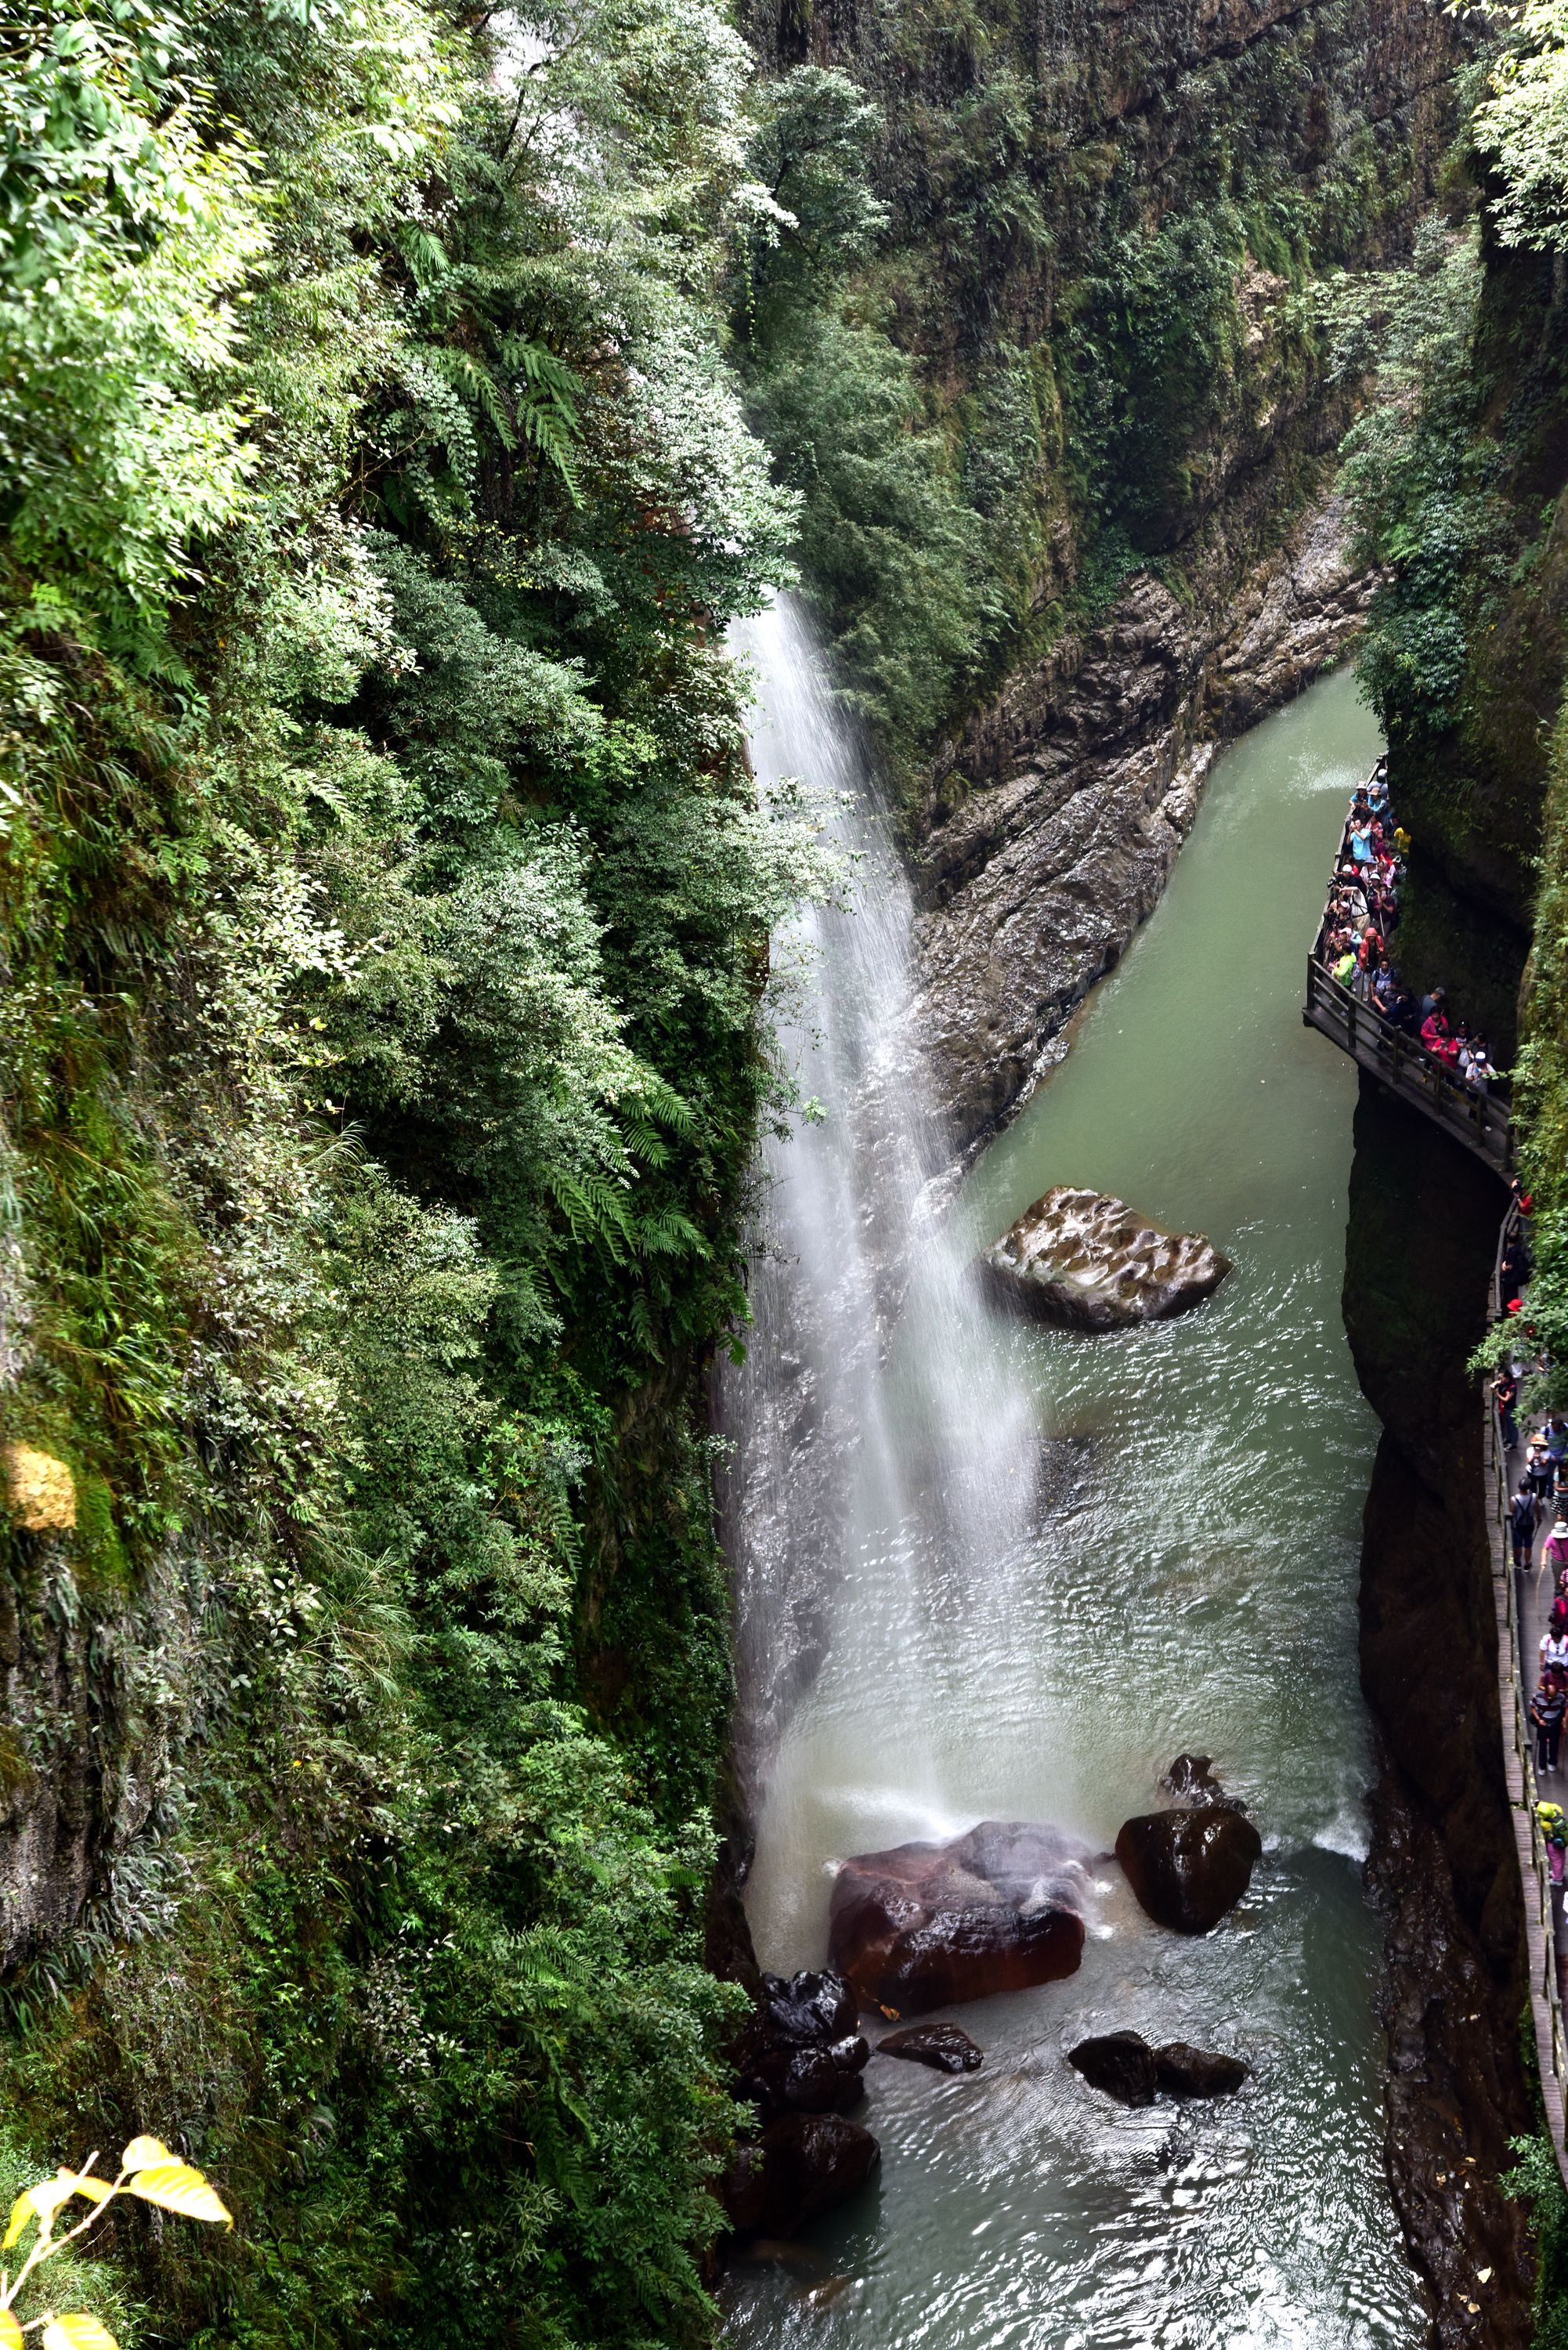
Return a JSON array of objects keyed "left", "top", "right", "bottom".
[{"left": 1302, "top": 765, "right": 1514, "bottom": 1175}]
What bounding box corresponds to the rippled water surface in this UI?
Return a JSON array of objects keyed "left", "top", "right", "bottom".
[{"left": 724, "top": 664, "right": 1419, "bottom": 2350}]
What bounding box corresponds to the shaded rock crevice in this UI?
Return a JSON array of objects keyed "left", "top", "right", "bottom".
[{"left": 1343, "top": 1076, "right": 1534, "bottom": 2347}]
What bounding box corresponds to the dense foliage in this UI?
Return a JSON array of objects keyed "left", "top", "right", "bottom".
[
  {"left": 724, "top": 0, "right": 1450, "bottom": 783},
  {"left": 0, "top": 0, "right": 837, "bottom": 2340}
]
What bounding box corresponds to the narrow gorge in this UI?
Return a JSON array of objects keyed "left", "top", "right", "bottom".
[{"left": 6, "top": 0, "right": 1568, "bottom": 2344}]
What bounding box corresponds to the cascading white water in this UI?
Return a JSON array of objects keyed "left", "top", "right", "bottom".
[{"left": 720, "top": 594, "right": 1038, "bottom": 1909}]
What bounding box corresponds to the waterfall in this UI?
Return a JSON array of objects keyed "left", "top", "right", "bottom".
[{"left": 721, "top": 594, "right": 1039, "bottom": 1964}]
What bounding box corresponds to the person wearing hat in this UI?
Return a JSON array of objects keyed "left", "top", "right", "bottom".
[{"left": 1546, "top": 1516, "right": 1568, "bottom": 1577}]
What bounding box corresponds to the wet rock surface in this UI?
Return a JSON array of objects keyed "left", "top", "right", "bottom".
[
  {"left": 1154, "top": 2041, "right": 1252, "bottom": 2099},
  {"left": 1161, "top": 1752, "right": 1246, "bottom": 1810},
  {"left": 1068, "top": 2032, "right": 1157, "bottom": 2106},
  {"left": 1116, "top": 1805, "right": 1263, "bottom": 1934},
  {"left": 1069, "top": 2031, "right": 1251, "bottom": 2104},
  {"left": 829, "top": 1820, "right": 1092, "bottom": 2012},
  {"left": 877, "top": 2023, "right": 984, "bottom": 2073},
  {"left": 721, "top": 2112, "right": 881, "bottom": 2240},
  {"left": 982, "top": 1187, "right": 1230, "bottom": 1330},
  {"left": 732, "top": 1970, "right": 869, "bottom": 2126}
]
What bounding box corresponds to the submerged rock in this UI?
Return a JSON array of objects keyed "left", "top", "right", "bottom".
[
  {"left": 981, "top": 1187, "right": 1231, "bottom": 1331},
  {"left": 1069, "top": 2030, "right": 1250, "bottom": 2105},
  {"left": 1160, "top": 1753, "right": 1246, "bottom": 1812},
  {"left": 1068, "top": 2031, "right": 1157, "bottom": 2106},
  {"left": 877, "top": 2023, "right": 985, "bottom": 2073},
  {"left": 829, "top": 1819, "right": 1091, "bottom": 2012},
  {"left": 1115, "top": 1805, "right": 1263, "bottom": 1934},
  {"left": 720, "top": 2111, "right": 880, "bottom": 2239},
  {"left": 1154, "top": 2041, "right": 1251, "bottom": 2098}
]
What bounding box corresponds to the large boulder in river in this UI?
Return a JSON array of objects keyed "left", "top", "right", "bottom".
[
  {"left": 982, "top": 1186, "right": 1231, "bottom": 1331},
  {"left": 720, "top": 2111, "right": 880, "bottom": 2238},
  {"left": 829, "top": 1819, "right": 1091, "bottom": 2012},
  {"left": 1115, "top": 1805, "right": 1263, "bottom": 1934}
]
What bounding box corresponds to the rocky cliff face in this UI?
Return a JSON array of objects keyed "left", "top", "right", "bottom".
[
  {"left": 912, "top": 483, "right": 1375, "bottom": 1143},
  {"left": 1342, "top": 1083, "right": 1533, "bottom": 2349}
]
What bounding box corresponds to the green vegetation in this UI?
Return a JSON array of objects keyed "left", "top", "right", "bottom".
[
  {"left": 724, "top": 0, "right": 1446, "bottom": 784},
  {"left": 0, "top": 0, "right": 835, "bottom": 2341}
]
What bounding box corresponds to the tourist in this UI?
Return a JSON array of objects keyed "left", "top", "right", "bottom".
[
  {"left": 1420, "top": 985, "right": 1447, "bottom": 1024},
  {"left": 1495, "top": 1368, "right": 1520, "bottom": 1451},
  {"left": 1530, "top": 1434, "right": 1556, "bottom": 1508},
  {"left": 1549, "top": 1418, "right": 1568, "bottom": 1492},
  {"left": 1549, "top": 1516, "right": 1568, "bottom": 1575},
  {"left": 1421, "top": 1003, "right": 1454, "bottom": 1058},
  {"left": 1541, "top": 1620, "right": 1568, "bottom": 1677},
  {"left": 1501, "top": 1232, "right": 1532, "bottom": 1309},
  {"left": 1514, "top": 1482, "right": 1541, "bottom": 1567},
  {"left": 1532, "top": 1672, "right": 1567, "bottom": 1773}
]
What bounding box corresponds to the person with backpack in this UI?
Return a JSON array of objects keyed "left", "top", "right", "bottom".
[
  {"left": 1513, "top": 1483, "right": 1541, "bottom": 1569},
  {"left": 1532, "top": 1672, "right": 1567, "bottom": 1774}
]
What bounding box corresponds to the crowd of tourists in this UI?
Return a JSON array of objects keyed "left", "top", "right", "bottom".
[
  {"left": 1321, "top": 761, "right": 1503, "bottom": 1091},
  {"left": 1498, "top": 1202, "right": 1568, "bottom": 1907}
]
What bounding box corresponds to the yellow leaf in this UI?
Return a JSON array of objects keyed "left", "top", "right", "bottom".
[
  {"left": 42, "top": 2319, "right": 119, "bottom": 2350},
  {"left": 119, "top": 2138, "right": 173, "bottom": 2175},
  {"left": 2, "top": 2192, "right": 35, "bottom": 2251},
  {"left": 70, "top": 2179, "right": 111, "bottom": 2206},
  {"left": 0, "top": 2311, "right": 23, "bottom": 2350},
  {"left": 125, "top": 2164, "right": 232, "bottom": 2228}
]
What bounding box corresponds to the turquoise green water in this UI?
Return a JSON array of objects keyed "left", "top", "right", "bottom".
[{"left": 728, "top": 666, "right": 1420, "bottom": 2348}]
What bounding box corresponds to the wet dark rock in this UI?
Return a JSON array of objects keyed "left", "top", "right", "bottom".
[
  {"left": 732, "top": 1969, "right": 869, "bottom": 2128},
  {"left": 1153, "top": 2041, "right": 1251, "bottom": 2099},
  {"left": 1069, "top": 2030, "right": 1250, "bottom": 2103},
  {"left": 829, "top": 1819, "right": 1092, "bottom": 2012},
  {"left": 761, "top": 1968, "right": 859, "bottom": 2046},
  {"left": 1068, "top": 2031, "right": 1157, "bottom": 2106},
  {"left": 982, "top": 1188, "right": 1230, "bottom": 1332},
  {"left": 1160, "top": 1753, "right": 1245, "bottom": 1812},
  {"left": 877, "top": 2023, "right": 984, "bottom": 2073},
  {"left": 1115, "top": 1805, "right": 1263, "bottom": 1934},
  {"left": 720, "top": 2112, "right": 880, "bottom": 2240}
]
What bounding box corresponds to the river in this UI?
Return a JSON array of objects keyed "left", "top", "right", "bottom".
[{"left": 722, "top": 605, "right": 1419, "bottom": 2350}]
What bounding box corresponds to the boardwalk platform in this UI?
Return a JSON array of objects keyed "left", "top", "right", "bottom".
[{"left": 1302, "top": 765, "right": 1514, "bottom": 1175}]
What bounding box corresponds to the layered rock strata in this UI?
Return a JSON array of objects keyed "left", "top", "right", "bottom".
[{"left": 912, "top": 490, "right": 1378, "bottom": 1152}]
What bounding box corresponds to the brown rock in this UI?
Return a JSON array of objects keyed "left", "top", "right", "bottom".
[
  {"left": 982, "top": 1188, "right": 1230, "bottom": 1331},
  {"left": 1115, "top": 1805, "right": 1263, "bottom": 1934},
  {"left": 877, "top": 2023, "right": 984, "bottom": 2073},
  {"left": 828, "top": 1819, "right": 1090, "bottom": 2012}
]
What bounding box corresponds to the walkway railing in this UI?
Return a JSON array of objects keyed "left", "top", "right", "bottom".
[
  {"left": 1303, "top": 768, "right": 1515, "bottom": 1175},
  {"left": 1487, "top": 1206, "right": 1568, "bottom": 2186}
]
